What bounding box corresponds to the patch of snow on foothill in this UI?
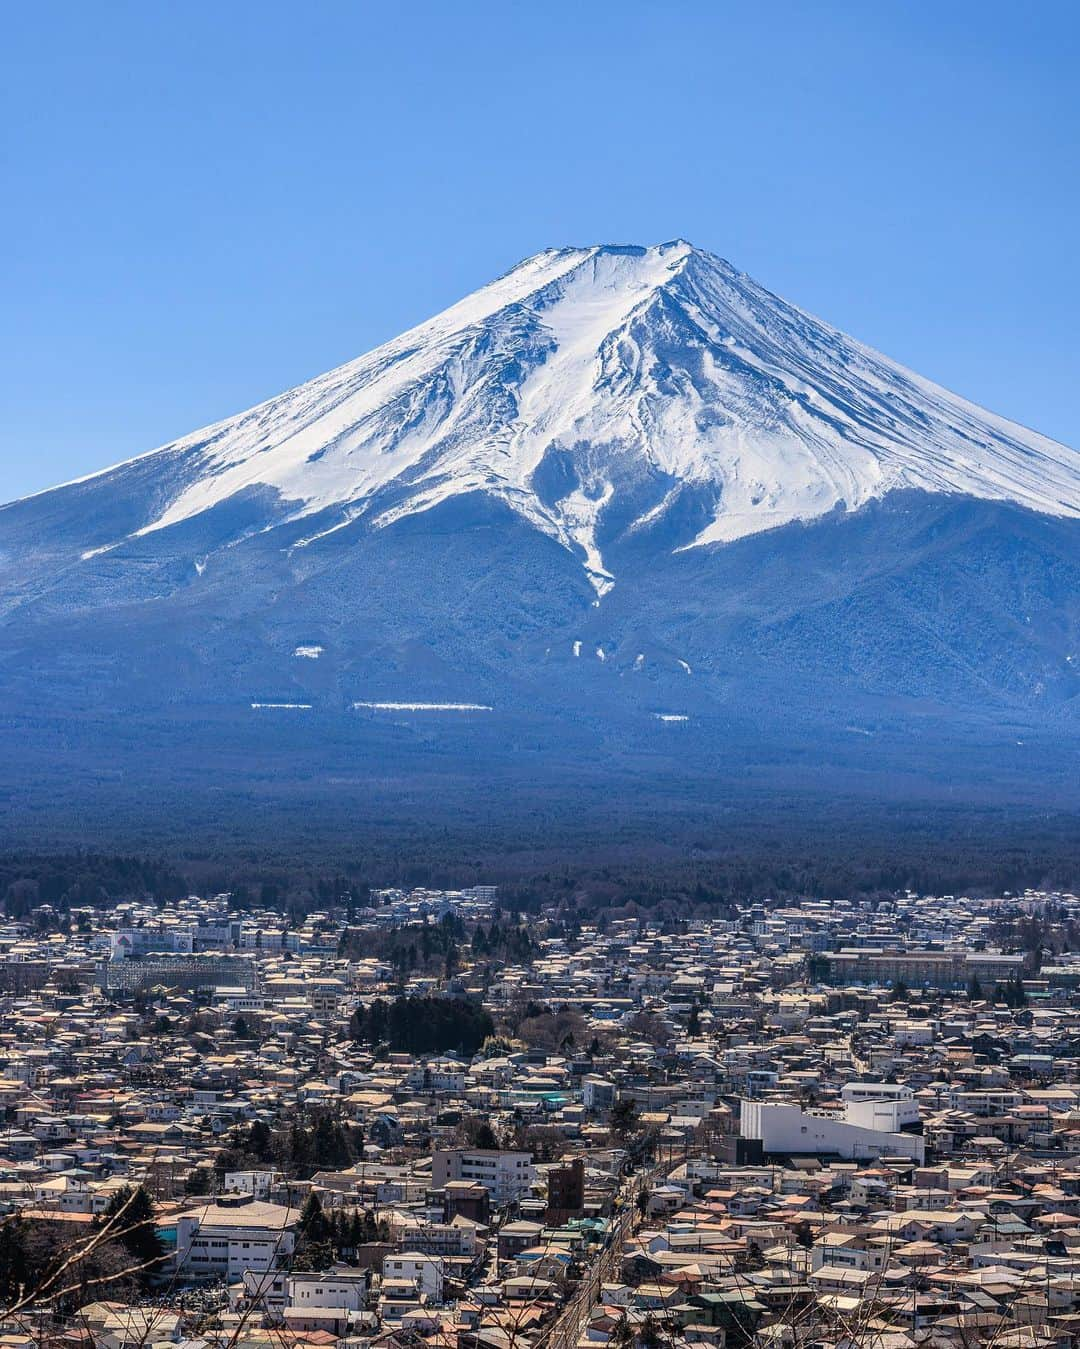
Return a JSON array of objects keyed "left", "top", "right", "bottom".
[{"left": 352, "top": 701, "right": 492, "bottom": 712}]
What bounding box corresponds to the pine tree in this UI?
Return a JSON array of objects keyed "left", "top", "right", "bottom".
[
  {"left": 639, "top": 1317, "right": 663, "bottom": 1349},
  {"left": 610, "top": 1099, "right": 639, "bottom": 1141},
  {"left": 299, "top": 1192, "right": 331, "bottom": 1244},
  {"left": 471, "top": 1122, "right": 499, "bottom": 1150},
  {"left": 249, "top": 1118, "right": 273, "bottom": 1161},
  {"left": 0, "top": 1218, "right": 28, "bottom": 1303},
  {"left": 287, "top": 1123, "right": 317, "bottom": 1179},
  {"left": 104, "top": 1185, "right": 163, "bottom": 1279},
  {"left": 368, "top": 999, "right": 389, "bottom": 1044},
  {"left": 610, "top": 1317, "right": 634, "bottom": 1349}
]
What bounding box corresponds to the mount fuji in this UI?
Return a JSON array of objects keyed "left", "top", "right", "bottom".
[{"left": 2, "top": 241, "right": 1079, "bottom": 829}]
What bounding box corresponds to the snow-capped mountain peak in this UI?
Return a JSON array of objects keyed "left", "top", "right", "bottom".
[
  {"left": 3, "top": 243, "right": 1080, "bottom": 813},
  {"left": 23, "top": 241, "right": 1080, "bottom": 596}
]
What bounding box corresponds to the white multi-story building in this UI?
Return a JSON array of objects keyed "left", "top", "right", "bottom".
[
  {"left": 173, "top": 1197, "right": 298, "bottom": 1283},
  {"left": 382, "top": 1252, "right": 444, "bottom": 1303},
  {"left": 582, "top": 1077, "right": 616, "bottom": 1111},
  {"left": 223, "top": 1169, "right": 281, "bottom": 1201},
  {"left": 387, "top": 1217, "right": 477, "bottom": 1257},
  {"left": 286, "top": 1268, "right": 368, "bottom": 1311},
  {"left": 839, "top": 1083, "right": 922, "bottom": 1131},
  {"left": 110, "top": 925, "right": 195, "bottom": 960},
  {"left": 946, "top": 1089, "right": 1024, "bottom": 1116},
  {"left": 405, "top": 1062, "right": 467, "bottom": 1093},
  {"left": 431, "top": 1149, "right": 534, "bottom": 1206}
]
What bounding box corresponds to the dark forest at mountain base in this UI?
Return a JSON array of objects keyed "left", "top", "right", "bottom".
[{"left": 1, "top": 788, "right": 1077, "bottom": 921}]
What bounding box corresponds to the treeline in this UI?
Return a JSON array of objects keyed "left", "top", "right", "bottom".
[
  {"left": 294, "top": 1193, "right": 388, "bottom": 1270},
  {"left": 339, "top": 913, "right": 465, "bottom": 976},
  {"left": 988, "top": 911, "right": 1080, "bottom": 959},
  {"left": 339, "top": 914, "right": 536, "bottom": 973},
  {"left": 0, "top": 853, "right": 374, "bottom": 925},
  {"left": 209, "top": 1115, "right": 363, "bottom": 1183},
  {"left": 470, "top": 920, "right": 536, "bottom": 964},
  {"left": 3, "top": 806, "right": 1079, "bottom": 927},
  {"left": 0, "top": 853, "right": 188, "bottom": 918},
  {"left": 349, "top": 995, "right": 493, "bottom": 1057}
]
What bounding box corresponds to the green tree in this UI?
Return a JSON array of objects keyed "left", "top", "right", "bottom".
[
  {"left": 376, "top": 996, "right": 493, "bottom": 1056},
  {"left": 469, "top": 1121, "right": 499, "bottom": 1150},
  {"left": 610, "top": 1317, "right": 634, "bottom": 1349},
  {"left": 1005, "top": 976, "right": 1028, "bottom": 1008},
  {"left": 299, "top": 1192, "right": 331, "bottom": 1244},
  {"left": 313, "top": 1115, "right": 354, "bottom": 1170},
  {"left": 103, "top": 1186, "right": 163, "bottom": 1281},
  {"left": 284, "top": 1123, "right": 316, "bottom": 1179},
  {"left": 0, "top": 1217, "right": 29, "bottom": 1303},
  {"left": 609, "top": 1098, "right": 639, "bottom": 1142},
  {"left": 639, "top": 1317, "right": 663, "bottom": 1349},
  {"left": 248, "top": 1118, "right": 273, "bottom": 1161}
]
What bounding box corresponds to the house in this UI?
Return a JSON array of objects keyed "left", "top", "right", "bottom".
[
  {"left": 286, "top": 1266, "right": 368, "bottom": 1311},
  {"left": 381, "top": 1251, "right": 445, "bottom": 1303}
]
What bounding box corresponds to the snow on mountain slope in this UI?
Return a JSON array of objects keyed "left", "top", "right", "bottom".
[{"left": 13, "top": 241, "right": 1080, "bottom": 598}]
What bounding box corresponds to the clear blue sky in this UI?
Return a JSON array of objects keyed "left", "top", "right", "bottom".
[{"left": 2, "top": 0, "right": 1077, "bottom": 502}]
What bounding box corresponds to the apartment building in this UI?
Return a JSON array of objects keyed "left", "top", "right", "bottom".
[
  {"left": 431, "top": 1148, "right": 534, "bottom": 1206},
  {"left": 823, "top": 948, "right": 1024, "bottom": 990}
]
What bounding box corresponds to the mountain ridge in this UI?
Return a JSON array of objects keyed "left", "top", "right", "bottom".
[{"left": 0, "top": 242, "right": 1077, "bottom": 826}]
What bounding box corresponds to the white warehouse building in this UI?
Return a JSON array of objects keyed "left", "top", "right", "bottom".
[
  {"left": 740, "top": 1099, "right": 925, "bottom": 1163},
  {"left": 173, "top": 1196, "right": 298, "bottom": 1283}
]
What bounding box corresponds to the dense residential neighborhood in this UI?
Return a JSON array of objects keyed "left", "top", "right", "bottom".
[{"left": 0, "top": 884, "right": 1077, "bottom": 1349}]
